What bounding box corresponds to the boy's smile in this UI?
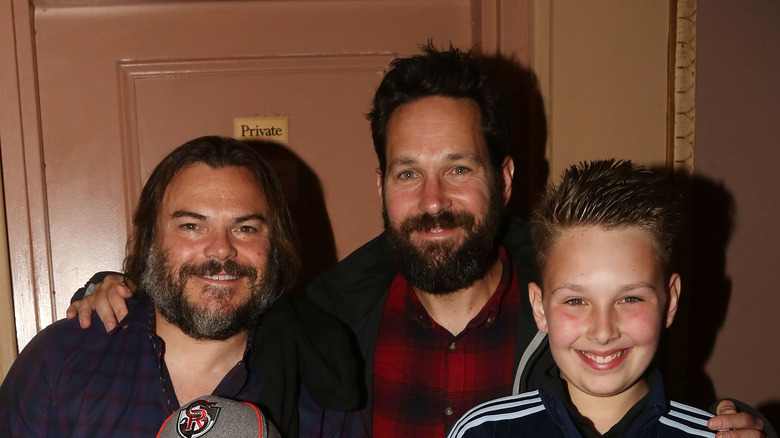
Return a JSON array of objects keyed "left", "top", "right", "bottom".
[
  {"left": 529, "top": 226, "right": 680, "bottom": 407},
  {"left": 580, "top": 348, "right": 630, "bottom": 369}
]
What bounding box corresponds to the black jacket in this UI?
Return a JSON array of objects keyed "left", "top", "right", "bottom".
[
  {"left": 448, "top": 369, "right": 719, "bottom": 438},
  {"left": 306, "top": 216, "right": 554, "bottom": 433}
]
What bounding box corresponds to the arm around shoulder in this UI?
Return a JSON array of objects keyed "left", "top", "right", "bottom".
[
  {"left": 709, "top": 399, "right": 777, "bottom": 438},
  {"left": 66, "top": 271, "right": 134, "bottom": 331}
]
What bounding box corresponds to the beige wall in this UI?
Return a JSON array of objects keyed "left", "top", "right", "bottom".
[
  {"left": 0, "top": 168, "right": 17, "bottom": 378},
  {"left": 533, "top": 1, "right": 671, "bottom": 176},
  {"left": 696, "top": 0, "right": 780, "bottom": 416},
  {"left": 0, "top": 0, "right": 22, "bottom": 378}
]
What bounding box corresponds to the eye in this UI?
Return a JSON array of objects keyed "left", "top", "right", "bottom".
[
  {"left": 450, "top": 166, "right": 470, "bottom": 176},
  {"left": 619, "top": 296, "right": 643, "bottom": 304},
  {"left": 398, "top": 170, "right": 417, "bottom": 180},
  {"left": 180, "top": 223, "right": 199, "bottom": 231},
  {"left": 564, "top": 298, "right": 585, "bottom": 306},
  {"left": 236, "top": 225, "right": 257, "bottom": 234}
]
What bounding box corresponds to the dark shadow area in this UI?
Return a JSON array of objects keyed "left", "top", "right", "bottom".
[
  {"left": 482, "top": 54, "right": 549, "bottom": 219},
  {"left": 654, "top": 172, "right": 780, "bottom": 435},
  {"left": 244, "top": 140, "right": 337, "bottom": 299},
  {"left": 656, "top": 172, "right": 733, "bottom": 409},
  {"left": 759, "top": 401, "right": 780, "bottom": 435},
  {"left": 667, "top": 175, "right": 780, "bottom": 434}
]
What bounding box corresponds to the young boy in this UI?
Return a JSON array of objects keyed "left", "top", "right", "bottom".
[{"left": 447, "top": 159, "right": 715, "bottom": 437}]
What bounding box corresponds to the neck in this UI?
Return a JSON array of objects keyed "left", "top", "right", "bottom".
[
  {"left": 567, "top": 378, "right": 649, "bottom": 434},
  {"left": 155, "top": 311, "right": 249, "bottom": 405},
  {"left": 413, "top": 257, "right": 503, "bottom": 335}
]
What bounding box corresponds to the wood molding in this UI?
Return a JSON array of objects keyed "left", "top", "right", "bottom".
[
  {"left": 474, "top": 0, "right": 532, "bottom": 63},
  {"left": 0, "top": 0, "right": 55, "bottom": 354},
  {"left": 669, "top": 0, "right": 697, "bottom": 173}
]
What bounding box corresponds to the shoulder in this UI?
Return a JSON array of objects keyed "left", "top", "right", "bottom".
[
  {"left": 1, "top": 317, "right": 83, "bottom": 392},
  {"left": 309, "top": 233, "right": 396, "bottom": 294},
  {"left": 657, "top": 400, "right": 716, "bottom": 437},
  {"left": 642, "top": 370, "right": 716, "bottom": 437},
  {"left": 253, "top": 296, "right": 362, "bottom": 411},
  {"left": 16, "top": 316, "right": 100, "bottom": 360},
  {"left": 447, "top": 390, "right": 547, "bottom": 438},
  {"left": 0, "top": 316, "right": 135, "bottom": 433},
  {"left": 12, "top": 309, "right": 150, "bottom": 377},
  {"left": 306, "top": 233, "right": 396, "bottom": 320},
  {"left": 13, "top": 296, "right": 155, "bottom": 378}
]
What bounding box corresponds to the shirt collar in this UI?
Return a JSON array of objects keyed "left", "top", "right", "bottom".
[
  {"left": 541, "top": 365, "right": 656, "bottom": 438},
  {"left": 395, "top": 246, "right": 513, "bottom": 332}
]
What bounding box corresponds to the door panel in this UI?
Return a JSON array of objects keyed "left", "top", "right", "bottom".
[{"left": 4, "top": 0, "right": 530, "bottom": 350}]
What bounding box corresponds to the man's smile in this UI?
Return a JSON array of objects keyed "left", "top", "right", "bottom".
[{"left": 199, "top": 274, "right": 240, "bottom": 281}]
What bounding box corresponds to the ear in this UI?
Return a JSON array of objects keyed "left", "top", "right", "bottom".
[
  {"left": 664, "top": 273, "right": 682, "bottom": 328},
  {"left": 376, "top": 167, "right": 384, "bottom": 203},
  {"left": 501, "top": 156, "right": 515, "bottom": 206},
  {"left": 529, "top": 282, "right": 548, "bottom": 333}
]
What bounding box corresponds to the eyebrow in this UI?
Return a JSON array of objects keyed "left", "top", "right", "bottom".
[
  {"left": 618, "top": 282, "right": 657, "bottom": 293},
  {"left": 549, "top": 284, "right": 584, "bottom": 296},
  {"left": 171, "top": 210, "right": 207, "bottom": 221},
  {"left": 236, "top": 213, "right": 267, "bottom": 223},
  {"left": 549, "top": 282, "right": 656, "bottom": 296},
  {"left": 171, "top": 210, "right": 267, "bottom": 224},
  {"left": 387, "top": 152, "right": 482, "bottom": 169}
]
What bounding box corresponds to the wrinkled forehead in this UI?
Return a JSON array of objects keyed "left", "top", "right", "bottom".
[
  {"left": 159, "top": 163, "right": 269, "bottom": 217},
  {"left": 385, "top": 97, "right": 489, "bottom": 163}
]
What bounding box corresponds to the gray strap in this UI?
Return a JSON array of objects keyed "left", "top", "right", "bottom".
[{"left": 513, "top": 330, "right": 547, "bottom": 395}]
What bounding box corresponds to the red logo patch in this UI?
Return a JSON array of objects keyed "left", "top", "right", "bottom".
[{"left": 175, "top": 399, "right": 222, "bottom": 438}]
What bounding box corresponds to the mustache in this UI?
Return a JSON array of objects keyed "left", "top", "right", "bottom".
[
  {"left": 398, "top": 210, "right": 476, "bottom": 234},
  {"left": 177, "top": 259, "right": 258, "bottom": 280}
]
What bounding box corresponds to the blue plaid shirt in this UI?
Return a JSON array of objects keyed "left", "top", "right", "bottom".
[{"left": 0, "top": 294, "right": 266, "bottom": 437}]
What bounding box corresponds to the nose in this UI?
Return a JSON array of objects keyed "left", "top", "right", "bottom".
[
  {"left": 418, "top": 175, "right": 451, "bottom": 215},
  {"left": 586, "top": 306, "right": 620, "bottom": 345},
  {"left": 204, "top": 228, "right": 238, "bottom": 261}
]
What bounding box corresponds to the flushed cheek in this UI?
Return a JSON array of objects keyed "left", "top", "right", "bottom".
[
  {"left": 546, "top": 316, "right": 584, "bottom": 349},
  {"left": 159, "top": 236, "right": 203, "bottom": 263},
  {"left": 622, "top": 310, "right": 663, "bottom": 346},
  {"left": 547, "top": 308, "right": 585, "bottom": 335},
  {"left": 242, "top": 241, "right": 271, "bottom": 265}
]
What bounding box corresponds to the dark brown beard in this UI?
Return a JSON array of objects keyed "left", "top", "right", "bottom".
[
  {"left": 141, "top": 248, "right": 279, "bottom": 340},
  {"left": 383, "top": 182, "right": 504, "bottom": 295}
]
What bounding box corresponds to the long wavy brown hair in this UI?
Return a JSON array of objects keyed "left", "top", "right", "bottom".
[{"left": 123, "top": 136, "right": 301, "bottom": 299}]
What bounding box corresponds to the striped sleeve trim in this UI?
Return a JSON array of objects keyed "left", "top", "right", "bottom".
[
  {"left": 447, "top": 391, "right": 544, "bottom": 438},
  {"left": 659, "top": 401, "right": 716, "bottom": 437},
  {"left": 670, "top": 401, "right": 716, "bottom": 419}
]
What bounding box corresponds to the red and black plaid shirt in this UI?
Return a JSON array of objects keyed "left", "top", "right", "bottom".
[{"left": 372, "top": 246, "right": 521, "bottom": 438}]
